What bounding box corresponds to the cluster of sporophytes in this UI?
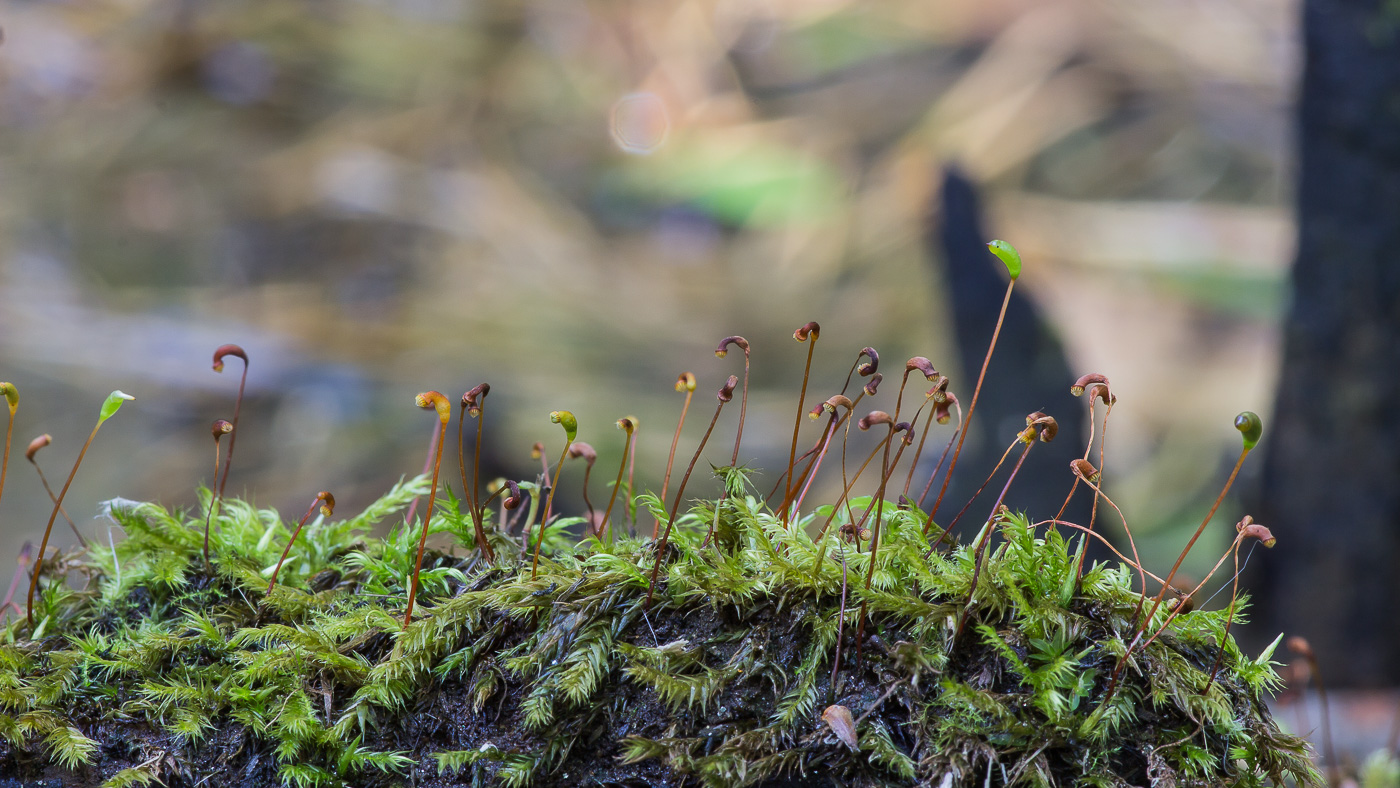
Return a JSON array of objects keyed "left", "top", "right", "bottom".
[{"left": 0, "top": 242, "right": 1320, "bottom": 787}]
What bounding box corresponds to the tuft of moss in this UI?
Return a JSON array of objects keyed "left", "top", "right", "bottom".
[{"left": 0, "top": 464, "right": 1319, "bottom": 788}]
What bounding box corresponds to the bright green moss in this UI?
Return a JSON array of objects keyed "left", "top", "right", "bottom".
[{"left": 1, "top": 470, "right": 1318, "bottom": 787}]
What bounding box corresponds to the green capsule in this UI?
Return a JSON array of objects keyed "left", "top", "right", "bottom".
[
  {"left": 1234, "top": 411, "right": 1262, "bottom": 451},
  {"left": 550, "top": 410, "right": 578, "bottom": 443},
  {"left": 98, "top": 391, "right": 135, "bottom": 425},
  {"left": 987, "top": 240, "right": 1022, "bottom": 281}
]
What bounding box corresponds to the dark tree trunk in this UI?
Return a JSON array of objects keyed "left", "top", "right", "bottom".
[{"left": 1255, "top": 0, "right": 1400, "bottom": 686}]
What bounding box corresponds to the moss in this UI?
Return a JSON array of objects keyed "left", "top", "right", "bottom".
[{"left": 0, "top": 464, "right": 1319, "bottom": 788}]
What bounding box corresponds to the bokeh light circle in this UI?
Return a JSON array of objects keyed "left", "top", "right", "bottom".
[{"left": 609, "top": 92, "right": 669, "bottom": 155}]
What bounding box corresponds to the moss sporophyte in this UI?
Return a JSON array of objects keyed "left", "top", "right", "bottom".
[{"left": 0, "top": 241, "right": 1320, "bottom": 787}]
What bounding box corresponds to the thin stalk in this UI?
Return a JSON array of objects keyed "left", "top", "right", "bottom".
[
  {"left": 927, "top": 283, "right": 1013, "bottom": 526},
  {"left": 953, "top": 440, "right": 1035, "bottom": 638},
  {"left": 405, "top": 392, "right": 451, "bottom": 627},
  {"left": 705, "top": 339, "right": 751, "bottom": 550},
  {"left": 716, "top": 337, "right": 750, "bottom": 466},
  {"left": 1033, "top": 517, "right": 1168, "bottom": 588},
  {"left": 950, "top": 411, "right": 1055, "bottom": 637},
  {"left": 520, "top": 443, "right": 549, "bottom": 556},
  {"left": 404, "top": 419, "right": 442, "bottom": 528},
  {"left": 1, "top": 543, "right": 32, "bottom": 621},
  {"left": 917, "top": 397, "right": 963, "bottom": 509},
  {"left": 927, "top": 240, "right": 1021, "bottom": 529},
  {"left": 791, "top": 414, "right": 841, "bottom": 516},
  {"left": 267, "top": 492, "right": 335, "bottom": 595},
  {"left": 766, "top": 442, "right": 823, "bottom": 507},
  {"left": 658, "top": 373, "right": 696, "bottom": 539},
  {"left": 1070, "top": 472, "right": 1147, "bottom": 620},
  {"left": 813, "top": 439, "right": 887, "bottom": 544},
  {"left": 600, "top": 418, "right": 637, "bottom": 547},
  {"left": 1289, "top": 639, "right": 1337, "bottom": 788},
  {"left": 1202, "top": 542, "right": 1246, "bottom": 694},
  {"left": 1135, "top": 438, "right": 1255, "bottom": 655},
  {"left": 1107, "top": 517, "right": 1274, "bottom": 701},
  {"left": 769, "top": 383, "right": 870, "bottom": 511},
  {"left": 786, "top": 395, "right": 856, "bottom": 518},
  {"left": 1073, "top": 399, "right": 1114, "bottom": 583},
  {"left": 626, "top": 427, "right": 639, "bottom": 532},
  {"left": 855, "top": 421, "right": 911, "bottom": 665},
  {"left": 211, "top": 345, "right": 248, "bottom": 517},
  {"left": 532, "top": 411, "right": 578, "bottom": 579},
  {"left": 901, "top": 390, "right": 949, "bottom": 499},
  {"left": 783, "top": 322, "right": 820, "bottom": 526},
  {"left": 925, "top": 434, "right": 1023, "bottom": 558},
  {"left": 0, "top": 383, "right": 14, "bottom": 514},
  {"left": 25, "top": 436, "right": 84, "bottom": 547},
  {"left": 29, "top": 391, "right": 133, "bottom": 627},
  {"left": 532, "top": 446, "right": 571, "bottom": 575},
  {"left": 648, "top": 377, "right": 736, "bottom": 606},
  {"left": 1048, "top": 376, "right": 1113, "bottom": 539},
  {"left": 829, "top": 536, "right": 851, "bottom": 700},
  {"left": 460, "top": 384, "right": 492, "bottom": 560},
  {"left": 893, "top": 358, "right": 939, "bottom": 425},
  {"left": 568, "top": 443, "right": 598, "bottom": 529},
  {"left": 202, "top": 421, "right": 232, "bottom": 564}
]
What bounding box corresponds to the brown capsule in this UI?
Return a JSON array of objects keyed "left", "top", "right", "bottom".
[
  {"left": 1070, "top": 373, "right": 1109, "bottom": 397},
  {"left": 863, "top": 373, "right": 883, "bottom": 397},
  {"left": 824, "top": 394, "right": 855, "bottom": 414},
  {"left": 1237, "top": 518, "right": 1276, "bottom": 548},
  {"left": 934, "top": 392, "right": 959, "bottom": 425},
  {"left": 211, "top": 419, "right": 233, "bottom": 439},
  {"left": 315, "top": 491, "right": 336, "bottom": 517},
  {"left": 895, "top": 422, "right": 915, "bottom": 445},
  {"left": 1071, "top": 373, "right": 1114, "bottom": 405},
  {"left": 794, "top": 321, "right": 821, "bottom": 342},
  {"left": 568, "top": 442, "right": 598, "bottom": 465},
  {"left": 1070, "top": 458, "right": 1100, "bottom": 484},
  {"left": 500, "top": 480, "right": 524, "bottom": 510},
  {"left": 1167, "top": 595, "right": 1196, "bottom": 615},
  {"left": 1286, "top": 636, "right": 1314, "bottom": 659},
  {"left": 212, "top": 344, "right": 248, "bottom": 373},
  {"left": 415, "top": 391, "right": 451, "bottom": 422},
  {"left": 718, "top": 374, "right": 739, "bottom": 403},
  {"left": 462, "top": 383, "right": 491, "bottom": 418},
  {"left": 715, "top": 336, "right": 750, "bottom": 358},
  {"left": 858, "top": 411, "right": 893, "bottom": 431},
  {"left": 905, "top": 357, "right": 938, "bottom": 381},
  {"left": 531, "top": 442, "right": 545, "bottom": 460},
  {"left": 1027, "top": 412, "right": 1058, "bottom": 442},
  {"left": 926, "top": 375, "right": 950, "bottom": 403},
  {"left": 856, "top": 347, "right": 879, "bottom": 377},
  {"left": 24, "top": 434, "right": 51, "bottom": 463}
]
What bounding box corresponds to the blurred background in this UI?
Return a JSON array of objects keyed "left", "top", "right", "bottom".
[{"left": 2, "top": 0, "right": 1393, "bottom": 761}]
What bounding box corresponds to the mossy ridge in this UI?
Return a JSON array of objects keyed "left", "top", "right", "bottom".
[{"left": 0, "top": 471, "right": 1316, "bottom": 788}]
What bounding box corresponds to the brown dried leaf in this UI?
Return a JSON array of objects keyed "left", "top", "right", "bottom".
[{"left": 821, "top": 704, "right": 859, "bottom": 751}]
